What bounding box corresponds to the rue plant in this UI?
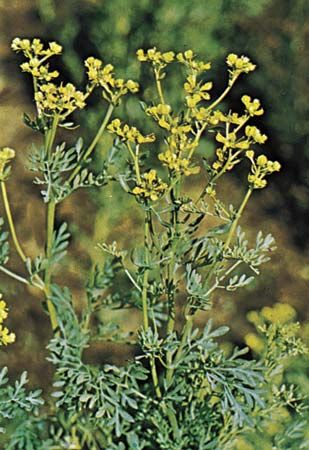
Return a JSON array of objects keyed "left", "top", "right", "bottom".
[{"left": 0, "top": 39, "right": 307, "bottom": 449}]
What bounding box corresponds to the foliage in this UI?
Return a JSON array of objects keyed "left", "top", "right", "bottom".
[{"left": 0, "top": 37, "right": 307, "bottom": 449}]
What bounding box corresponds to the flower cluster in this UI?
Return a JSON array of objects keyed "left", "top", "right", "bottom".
[
  {"left": 34, "top": 83, "right": 86, "bottom": 118},
  {"left": 145, "top": 103, "right": 172, "bottom": 129},
  {"left": 11, "top": 37, "right": 62, "bottom": 56},
  {"left": 158, "top": 150, "right": 200, "bottom": 176},
  {"left": 0, "top": 295, "right": 15, "bottom": 346},
  {"left": 226, "top": 53, "right": 256, "bottom": 76},
  {"left": 261, "top": 303, "right": 296, "bottom": 324},
  {"left": 212, "top": 111, "right": 246, "bottom": 125},
  {"left": 246, "top": 151, "right": 281, "bottom": 189},
  {"left": 132, "top": 169, "right": 167, "bottom": 201},
  {"left": 191, "top": 108, "right": 222, "bottom": 126},
  {"left": 20, "top": 60, "right": 59, "bottom": 82},
  {"left": 157, "top": 117, "right": 201, "bottom": 176},
  {"left": 215, "top": 131, "right": 250, "bottom": 150},
  {"left": 136, "top": 48, "right": 175, "bottom": 68},
  {"left": 212, "top": 130, "right": 249, "bottom": 172},
  {"left": 11, "top": 38, "right": 62, "bottom": 82},
  {"left": 176, "top": 51, "right": 213, "bottom": 108},
  {"left": 177, "top": 50, "right": 211, "bottom": 73},
  {"left": 209, "top": 99, "right": 267, "bottom": 175},
  {"left": 0, "top": 147, "right": 15, "bottom": 181},
  {"left": 85, "top": 56, "right": 139, "bottom": 105},
  {"left": 245, "top": 125, "right": 268, "bottom": 144},
  {"left": 107, "top": 119, "right": 155, "bottom": 144},
  {"left": 145, "top": 103, "right": 201, "bottom": 176},
  {"left": 245, "top": 303, "right": 301, "bottom": 355},
  {"left": 184, "top": 76, "right": 213, "bottom": 109}
]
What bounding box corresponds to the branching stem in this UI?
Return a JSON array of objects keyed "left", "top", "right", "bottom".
[
  {"left": 44, "top": 115, "right": 59, "bottom": 331},
  {"left": 154, "top": 68, "right": 165, "bottom": 104},
  {"left": 69, "top": 103, "right": 114, "bottom": 183},
  {"left": 0, "top": 265, "right": 30, "bottom": 286},
  {"left": 206, "top": 74, "right": 238, "bottom": 112}
]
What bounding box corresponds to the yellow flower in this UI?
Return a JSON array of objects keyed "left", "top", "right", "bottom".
[
  {"left": 247, "top": 151, "right": 281, "bottom": 189},
  {"left": 244, "top": 332, "right": 265, "bottom": 354},
  {"left": 11, "top": 37, "right": 62, "bottom": 82},
  {"left": 12, "top": 37, "right": 62, "bottom": 57},
  {"left": 107, "top": 119, "right": 155, "bottom": 145},
  {"left": 256, "top": 155, "right": 268, "bottom": 166},
  {"left": 132, "top": 169, "right": 167, "bottom": 201},
  {"left": 136, "top": 49, "right": 147, "bottom": 61},
  {"left": 136, "top": 48, "right": 174, "bottom": 67},
  {"left": 162, "top": 51, "right": 175, "bottom": 63},
  {"left": 248, "top": 174, "right": 267, "bottom": 189},
  {"left": 158, "top": 150, "right": 200, "bottom": 176},
  {"left": 0, "top": 300, "right": 8, "bottom": 323},
  {"left": 245, "top": 150, "right": 255, "bottom": 159},
  {"left": 186, "top": 94, "right": 201, "bottom": 108},
  {"left": 146, "top": 104, "right": 172, "bottom": 129},
  {"left": 49, "top": 42, "right": 62, "bottom": 54},
  {"left": 215, "top": 132, "right": 249, "bottom": 150},
  {"left": 245, "top": 126, "right": 268, "bottom": 144},
  {"left": 261, "top": 303, "right": 296, "bottom": 324},
  {"left": 0, "top": 326, "right": 16, "bottom": 345},
  {"left": 146, "top": 103, "right": 172, "bottom": 117},
  {"left": 184, "top": 50, "right": 194, "bottom": 60},
  {"left": 0, "top": 147, "right": 15, "bottom": 162},
  {"left": 126, "top": 79, "right": 139, "bottom": 93},
  {"left": 85, "top": 57, "right": 139, "bottom": 104},
  {"left": 205, "top": 186, "right": 216, "bottom": 198},
  {"left": 269, "top": 161, "right": 281, "bottom": 172},
  {"left": 11, "top": 37, "right": 31, "bottom": 52},
  {"left": 241, "top": 95, "right": 264, "bottom": 116},
  {"left": 34, "top": 83, "right": 86, "bottom": 117},
  {"left": 177, "top": 51, "right": 211, "bottom": 72},
  {"left": 226, "top": 53, "right": 256, "bottom": 74},
  {"left": 247, "top": 310, "right": 262, "bottom": 326},
  {"left": 20, "top": 59, "right": 59, "bottom": 81},
  {"left": 0, "top": 147, "right": 16, "bottom": 180},
  {"left": 0, "top": 296, "right": 15, "bottom": 346}
]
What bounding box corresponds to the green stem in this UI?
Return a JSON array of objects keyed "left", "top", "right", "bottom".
[
  {"left": 0, "top": 265, "right": 30, "bottom": 286},
  {"left": 127, "top": 143, "right": 141, "bottom": 184},
  {"left": 142, "top": 212, "right": 150, "bottom": 329},
  {"left": 142, "top": 210, "right": 162, "bottom": 398},
  {"left": 188, "top": 123, "right": 207, "bottom": 160},
  {"left": 1, "top": 181, "right": 27, "bottom": 262},
  {"left": 32, "top": 76, "right": 41, "bottom": 117},
  {"left": 197, "top": 149, "right": 230, "bottom": 203},
  {"left": 1, "top": 182, "right": 46, "bottom": 291},
  {"left": 224, "top": 187, "right": 252, "bottom": 249},
  {"left": 150, "top": 359, "right": 162, "bottom": 399},
  {"left": 154, "top": 68, "right": 165, "bottom": 104},
  {"left": 141, "top": 270, "right": 149, "bottom": 330},
  {"left": 204, "top": 260, "right": 242, "bottom": 298},
  {"left": 45, "top": 115, "right": 59, "bottom": 156},
  {"left": 44, "top": 207, "right": 58, "bottom": 330},
  {"left": 204, "top": 187, "right": 253, "bottom": 285},
  {"left": 234, "top": 115, "right": 250, "bottom": 134},
  {"left": 166, "top": 311, "right": 193, "bottom": 385},
  {"left": 206, "top": 74, "right": 238, "bottom": 112},
  {"left": 43, "top": 115, "right": 59, "bottom": 331},
  {"left": 166, "top": 175, "right": 181, "bottom": 334},
  {"left": 69, "top": 103, "right": 114, "bottom": 183}
]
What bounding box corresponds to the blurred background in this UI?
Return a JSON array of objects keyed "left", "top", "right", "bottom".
[{"left": 0, "top": 0, "right": 308, "bottom": 398}]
